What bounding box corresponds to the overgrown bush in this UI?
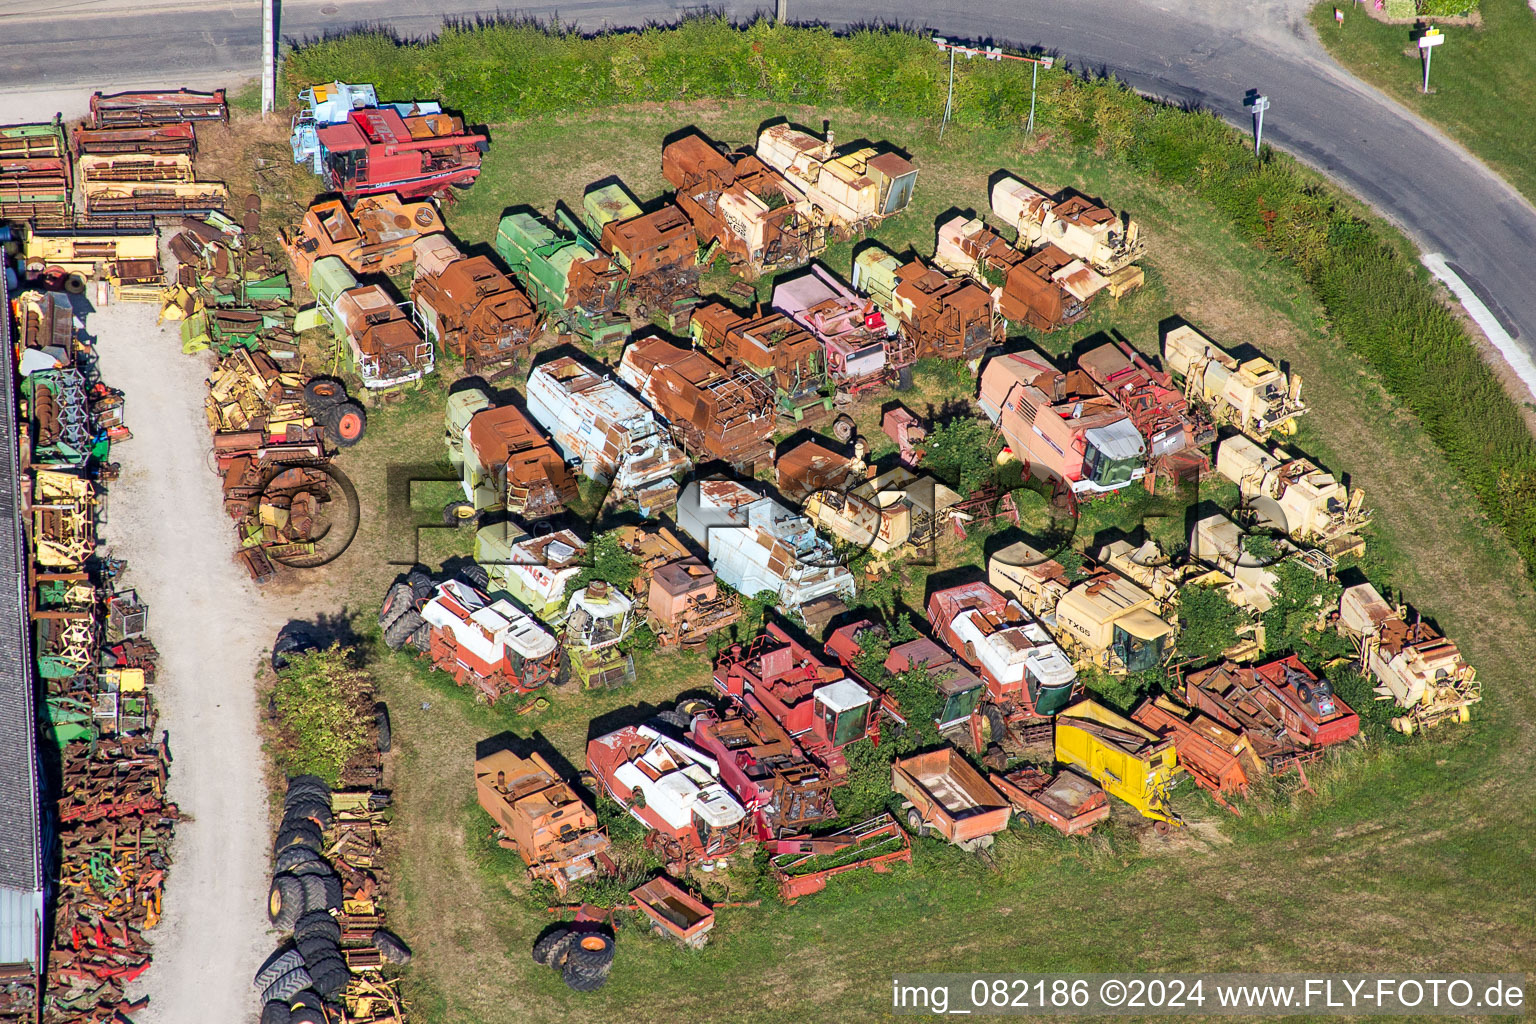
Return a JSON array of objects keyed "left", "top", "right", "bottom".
[
  {"left": 271, "top": 645, "right": 373, "bottom": 787},
  {"left": 288, "top": 17, "right": 1536, "bottom": 577},
  {"left": 1175, "top": 584, "right": 1248, "bottom": 663}
]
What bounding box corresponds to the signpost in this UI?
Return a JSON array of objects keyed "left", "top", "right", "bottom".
[
  {"left": 934, "top": 37, "right": 1055, "bottom": 139},
  {"left": 1244, "top": 92, "right": 1270, "bottom": 158},
  {"left": 1418, "top": 27, "right": 1445, "bottom": 94}
]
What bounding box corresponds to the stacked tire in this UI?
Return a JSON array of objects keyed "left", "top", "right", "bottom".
[
  {"left": 303, "top": 378, "right": 367, "bottom": 448},
  {"left": 532, "top": 927, "right": 615, "bottom": 991},
  {"left": 261, "top": 776, "right": 348, "bottom": 1016},
  {"left": 379, "top": 574, "right": 431, "bottom": 653}
]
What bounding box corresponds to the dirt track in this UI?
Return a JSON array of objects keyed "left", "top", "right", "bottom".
[{"left": 89, "top": 301, "right": 298, "bottom": 1023}]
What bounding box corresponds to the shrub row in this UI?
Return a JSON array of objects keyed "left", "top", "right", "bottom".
[{"left": 287, "top": 17, "right": 1536, "bottom": 572}]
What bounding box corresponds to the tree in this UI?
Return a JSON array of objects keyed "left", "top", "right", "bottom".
[
  {"left": 1175, "top": 584, "right": 1248, "bottom": 663},
  {"left": 923, "top": 416, "right": 1001, "bottom": 495},
  {"left": 566, "top": 532, "right": 641, "bottom": 598},
  {"left": 272, "top": 645, "right": 373, "bottom": 787}
]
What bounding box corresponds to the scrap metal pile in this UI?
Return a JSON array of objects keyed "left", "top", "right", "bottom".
[{"left": 164, "top": 207, "right": 296, "bottom": 352}]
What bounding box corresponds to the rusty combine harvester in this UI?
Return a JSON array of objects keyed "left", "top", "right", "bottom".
[
  {"left": 281, "top": 193, "right": 445, "bottom": 282},
  {"left": 1077, "top": 339, "right": 1214, "bottom": 484},
  {"left": 304, "top": 256, "right": 434, "bottom": 390},
  {"left": 410, "top": 233, "right": 538, "bottom": 375},
  {"left": 89, "top": 89, "right": 227, "bottom": 126},
  {"left": 524, "top": 356, "right": 689, "bottom": 516},
  {"left": 586, "top": 724, "right": 751, "bottom": 873},
  {"left": 852, "top": 245, "right": 999, "bottom": 364},
  {"left": 617, "top": 335, "right": 776, "bottom": 471},
  {"left": 475, "top": 749, "right": 610, "bottom": 895},
  {"left": 582, "top": 180, "right": 699, "bottom": 326},
  {"left": 1216, "top": 433, "right": 1370, "bottom": 557},
  {"left": 773, "top": 263, "right": 901, "bottom": 392},
  {"left": 677, "top": 478, "right": 855, "bottom": 625},
  {"left": 683, "top": 702, "right": 840, "bottom": 839},
  {"left": 612, "top": 525, "right": 740, "bottom": 646},
  {"left": 662, "top": 130, "right": 825, "bottom": 278},
  {"left": 713, "top": 623, "right": 887, "bottom": 775},
  {"left": 1130, "top": 695, "right": 1264, "bottom": 812},
  {"left": 689, "top": 302, "right": 832, "bottom": 425},
  {"left": 991, "top": 174, "right": 1146, "bottom": 291},
  {"left": 755, "top": 123, "right": 918, "bottom": 237},
  {"left": 1183, "top": 656, "right": 1360, "bottom": 766},
  {"left": 1164, "top": 323, "right": 1306, "bottom": 439},
  {"left": 1337, "top": 583, "right": 1480, "bottom": 734},
  {"left": 495, "top": 208, "right": 630, "bottom": 347},
  {"left": 934, "top": 215, "right": 1098, "bottom": 332},
  {"left": 456, "top": 392, "right": 578, "bottom": 521}
]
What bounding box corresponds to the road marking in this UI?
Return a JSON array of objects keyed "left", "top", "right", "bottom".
[{"left": 1423, "top": 252, "right": 1536, "bottom": 403}]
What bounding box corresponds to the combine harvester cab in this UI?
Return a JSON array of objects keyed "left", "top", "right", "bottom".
[
  {"left": 689, "top": 302, "right": 833, "bottom": 425},
  {"left": 582, "top": 180, "right": 699, "bottom": 327},
  {"left": 991, "top": 174, "right": 1145, "bottom": 291},
  {"left": 755, "top": 123, "right": 917, "bottom": 238},
  {"left": 662, "top": 131, "right": 824, "bottom": 278},
  {"left": 1215, "top": 433, "right": 1370, "bottom": 558},
  {"left": 852, "top": 245, "right": 998, "bottom": 365},
  {"left": 562, "top": 580, "right": 637, "bottom": 689},
  {"left": 676, "top": 479, "right": 855, "bottom": 629},
  {"left": 772, "top": 263, "right": 899, "bottom": 393},
  {"left": 456, "top": 393, "right": 579, "bottom": 521},
  {"left": 304, "top": 255, "right": 435, "bottom": 390},
  {"left": 934, "top": 216, "right": 1097, "bottom": 333},
  {"left": 290, "top": 81, "right": 382, "bottom": 172},
  {"left": 525, "top": 355, "right": 689, "bottom": 516},
  {"left": 978, "top": 349, "right": 1147, "bottom": 496},
  {"left": 1338, "top": 583, "right": 1478, "bottom": 734},
  {"left": 495, "top": 209, "right": 630, "bottom": 347},
  {"left": 1164, "top": 323, "right": 1306, "bottom": 439},
  {"left": 474, "top": 748, "right": 610, "bottom": 896},
  {"left": 683, "top": 702, "right": 839, "bottom": 839},
  {"left": 617, "top": 334, "right": 777, "bottom": 473},
  {"left": 712, "top": 623, "right": 881, "bottom": 775},
  {"left": 586, "top": 723, "right": 751, "bottom": 873},
  {"left": 1077, "top": 339, "right": 1214, "bottom": 484},
  {"left": 281, "top": 193, "right": 445, "bottom": 282},
  {"left": 411, "top": 233, "right": 539, "bottom": 376}
]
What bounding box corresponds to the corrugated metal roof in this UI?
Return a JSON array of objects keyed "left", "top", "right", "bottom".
[{"left": 0, "top": 270, "right": 45, "bottom": 956}]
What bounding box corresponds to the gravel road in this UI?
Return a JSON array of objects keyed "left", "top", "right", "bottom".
[{"left": 89, "top": 301, "right": 292, "bottom": 1023}]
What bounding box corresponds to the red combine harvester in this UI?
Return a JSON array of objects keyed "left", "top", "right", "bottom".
[
  {"left": 684, "top": 702, "right": 839, "bottom": 839},
  {"left": 1183, "top": 655, "right": 1360, "bottom": 771},
  {"left": 712, "top": 624, "right": 887, "bottom": 775},
  {"left": 585, "top": 723, "right": 751, "bottom": 872},
  {"left": 1077, "top": 339, "right": 1214, "bottom": 486},
  {"left": 315, "top": 107, "right": 486, "bottom": 199}
]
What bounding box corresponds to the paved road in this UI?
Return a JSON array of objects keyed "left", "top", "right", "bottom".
[{"left": 6, "top": 0, "right": 1533, "bottom": 369}]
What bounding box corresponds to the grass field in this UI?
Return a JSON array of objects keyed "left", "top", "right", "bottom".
[
  {"left": 1311, "top": 0, "right": 1536, "bottom": 203},
  {"left": 235, "top": 99, "right": 1536, "bottom": 1022}
]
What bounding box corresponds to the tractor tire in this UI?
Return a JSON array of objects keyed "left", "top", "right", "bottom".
[
  {"left": 328, "top": 401, "right": 367, "bottom": 447},
  {"left": 378, "top": 582, "right": 415, "bottom": 632},
  {"left": 565, "top": 932, "right": 615, "bottom": 972},
  {"left": 260, "top": 965, "right": 314, "bottom": 1005},
  {"left": 831, "top": 413, "right": 856, "bottom": 444},
  {"left": 254, "top": 948, "right": 305, "bottom": 990},
  {"left": 260, "top": 1000, "right": 293, "bottom": 1024},
  {"left": 653, "top": 709, "right": 692, "bottom": 732},
  {"left": 411, "top": 622, "right": 431, "bottom": 653},
  {"left": 319, "top": 873, "right": 345, "bottom": 910},
  {"left": 372, "top": 928, "right": 412, "bottom": 965},
  {"left": 983, "top": 706, "right": 1009, "bottom": 748},
  {"left": 271, "top": 626, "right": 317, "bottom": 672},
  {"left": 297, "top": 934, "right": 341, "bottom": 967},
  {"left": 285, "top": 775, "right": 330, "bottom": 801},
  {"left": 894, "top": 365, "right": 914, "bottom": 390},
  {"left": 289, "top": 989, "right": 324, "bottom": 1013},
  {"left": 406, "top": 569, "right": 436, "bottom": 600},
  {"left": 532, "top": 927, "right": 573, "bottom": 967},
  {"left": 293, "top": 910, "right": 340, "bottom": 945},
  {"left": 298, "top": 874, "right": 331, "bottom": 915},
  {"left": 562, "top": 957, "right": 611, "bottom": 991},
  {"left": 274, "top": 820, "right": 324, "bottom": 855},
  {"left": 287, "top": 860, "right": 336, "bottom": 881},
  {"left": 268, "top": 875, "right": 304, "bottom": 930},
  {"left": 302, "top": 379, "right": 346, "bottom": 417},
  {"left": 905, "top": 807, "right": 928, "bottom": 838},
  {"left": 442, "top": 500, "right": 476, "bottom": 526},
  {"left": 1296, "top": 683, "right": 1314, "bottom": 704},
  {"left": 374, "top": 702, "right": 392, "bottom": 753},
  {"left": 283, "top": 798, "right": 333, "bottom": 829},
  {"left": 64, "top": 273, "right": 87, "bottom": 295},
  {"left": 275, "top": 845, "right": 323, "bottom": 874},
  {"left": 289, "top": 1008, "right": 325, "bottom": 1024},
  {"left": 383, "top": 609, "right": 425, "bottom": 652},
  {"left": 308, "top": 957, "right": 351, "bottom": 999},
  {"left": 459, "top": 563, "right": 490, "bottom": 591}
]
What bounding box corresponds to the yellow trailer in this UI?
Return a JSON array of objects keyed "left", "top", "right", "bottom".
[{"left": 1055, "top": 700, "right": 1181, "bottom": 826}]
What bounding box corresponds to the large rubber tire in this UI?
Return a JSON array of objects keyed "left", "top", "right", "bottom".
[
  {"left": 905, "top": 807, "right": 929, "bottom": 838},
  {"left": 330, "top": 401, "right": 367, "bottom": 447},
  {"left": 406, "top": 570, "right": 436, "bottom": 601},
  {"left": 274, "top": 820, "right": 324, "bottom": 855},
  {"left": 442, "top": 500, "right": 476, "bottom": 526},
  {"left": 565, "top": 932, "right": 615, "bottom": 972},
  {"left": 260, "top": 1000, "right": 293, "bottom": 1024},
  {"left": 532, "top": 927, "right": 572, "bottom": 967},
  {"left": 271, "top": 626, "right": 317, "bottom": 672},
  {"left": 283, "top": 799, "right": 333, "bottom": 830},
  {"left": 374, "top": 702, "right": 392, "bottom": 753},
  {"left": 289, "top": 989, "right": 324, "bottom": 1013},
  {"left": 308, "top": 957, "right": 351, "bottom": 999},
  {"left": 289, "top": 1008, "right": 325, "bottom": 1024},
  {"left": 831, "top": 414, "right": 856, "bottom": 444},
  {"left": 285, "top": 775, "right": 330, "bottom": 801},
  {"left": 319, "top": 873, "right": 345, "bottom": 911},
  {"left": 562, "top": 957, "right": 611, "bottom": 992},
  {"left": 297, "top": 934, "right": 340, "bottom": 967},
  {"left": 378, "top": 582, "right": 415, "bottom": 632},
  {"left": 460, "top": 563, "right": 490, "bottom": 591},
  {"left": 373, "top": 927, "right": 412, "bottom": 965},
  {"left": 1297, "top": 683, "right": 1315, "bottom": 704},
  {"left": 260, "top": 966, "right": 314, "bottom": 1005},
  {"left": 287, "top": 860, "right": 336, "bottom": 880},
  {"left": 411, "top": 622, "right": 431, "bottom": 653},
  {"left": 383, "top": 609, "right": 424, "bottom": 652},
  {"left": 268, "top": 875, "right": 304, "bottom": 929},
  {"left": 293, "top": 910, "right": 340, "bottom": 945},
  {"left": 653, "top": 709, "right": 692, "bottom": 732},
  {"left": 298, "top": 874, "right": 331, "bottom": 914},
  {"left": 254, "top": 948, "right": 304, "bottom": 989},
  {"left": 275, "top": 845, "right": 323, "bottom": 874},
  {"left": 303, "top": 379, "right": 346, "bottom": 417}
]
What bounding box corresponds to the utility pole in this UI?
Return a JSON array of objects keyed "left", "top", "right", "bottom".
[
  {"left": 261, "top": 0, "right": 276, "bottom": 116},
  {"left": 933, "top": 37, "right": 1054, "bottom": 139},
  {"left": 776, "top": 0, "right": 787, "bottom": 23},
  {"left": 1418, "top": 26, "right": 1444, "bottom": 94},
  {"left": 1244, "top": 91, "right": 1269, "bottom": 158}
]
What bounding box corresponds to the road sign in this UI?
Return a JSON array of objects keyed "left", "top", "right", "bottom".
[{"left": 1419, "top": 27, "right": 1445, "bottom": 48}]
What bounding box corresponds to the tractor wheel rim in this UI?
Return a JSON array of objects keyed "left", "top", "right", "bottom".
[
  {"left": 269, "top": 890, "right": 282, "bottom": 914},
  {"left": 338, "top": 413, "right": 362, "bottom": 438},
  {"left": 579, "top": 936, "right": 606, "bottom": 951}
]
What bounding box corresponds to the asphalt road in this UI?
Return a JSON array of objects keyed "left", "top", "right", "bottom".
[{"left": 4, "top": 0, "right": 1534, "bottom": 359}]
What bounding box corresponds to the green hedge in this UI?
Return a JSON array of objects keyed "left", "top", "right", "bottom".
[{"left": 287, "top": 18, "right": 1536, "bottom": 573}]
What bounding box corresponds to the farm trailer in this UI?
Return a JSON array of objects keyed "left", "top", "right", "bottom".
[
  {"left": 1055, "top": 699, "right": 1182, "bottom": 827},
  {"left": 1182, "top": 656, "right": 1360, "bottom": 765},
  {"left": 766, "top": 814, "right": 911, "bottom": 903},
  {"left": 892, "top": 748, "right": 1011, "bottom": 851},
  {"left": 990, "top": 766, "right": 1110, "bottom": 836}
]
